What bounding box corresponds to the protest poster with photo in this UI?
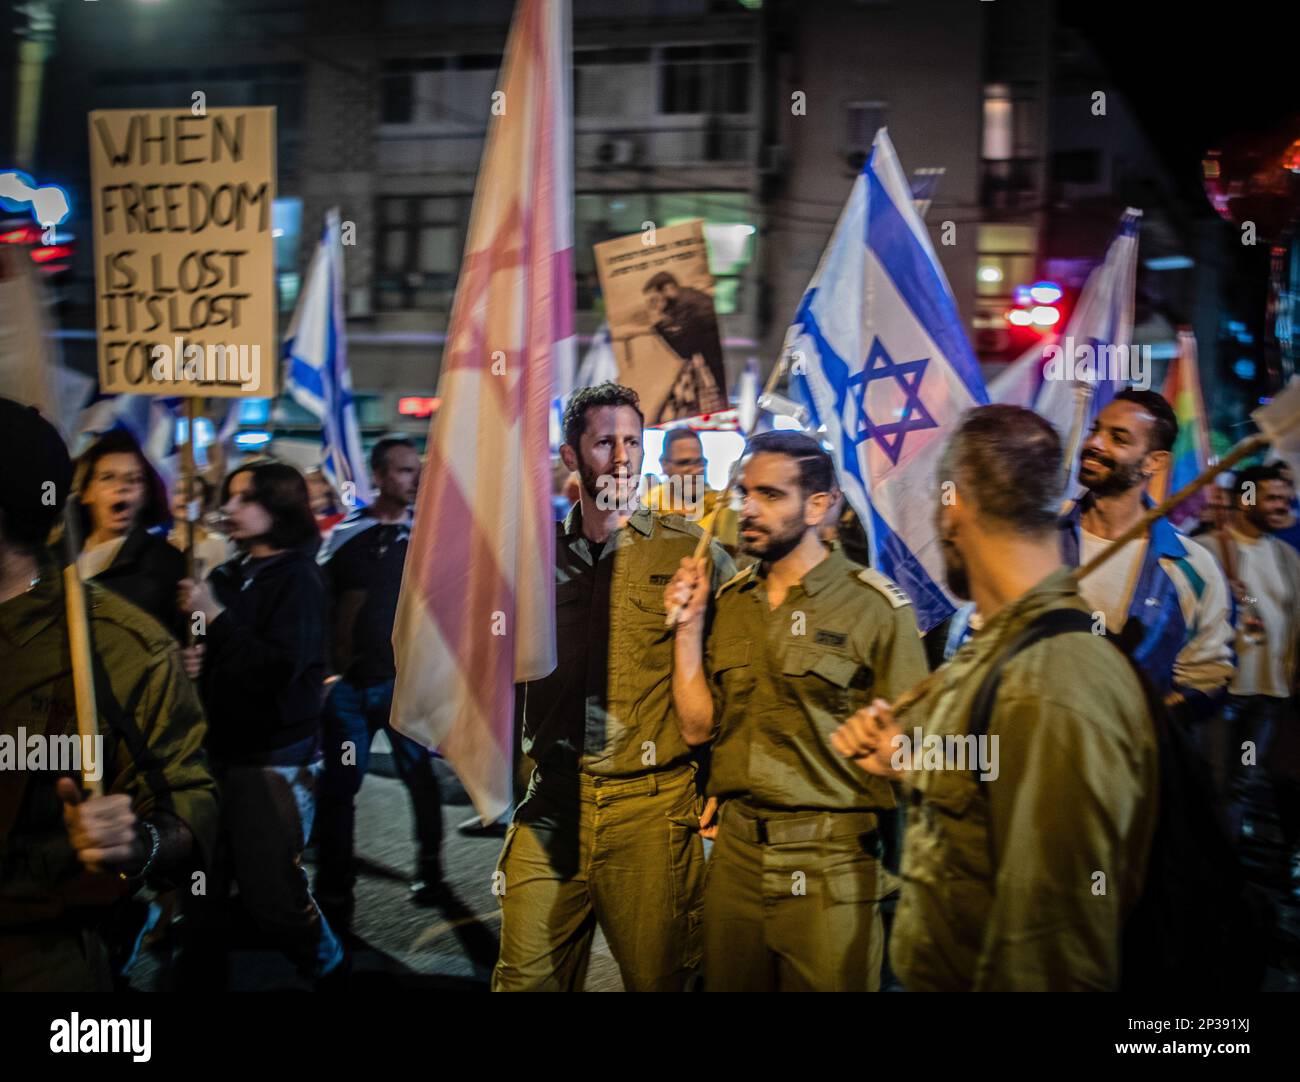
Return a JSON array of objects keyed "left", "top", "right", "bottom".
[
  {"left": 88, "top": 107, "right": 277, "bottom": 397},
  {"left": 593, "top": 219, "right": 728, "bottom": 424}
]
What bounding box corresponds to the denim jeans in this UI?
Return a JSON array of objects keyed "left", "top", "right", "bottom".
[{"left": 316, "top": 678, "right": 444, "bottom": 904}]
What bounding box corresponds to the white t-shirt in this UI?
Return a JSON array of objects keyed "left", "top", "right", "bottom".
[
  {"left": 1224, "top": 529, "right": 1296, "bottom": 698},
  {"left": 1079, "top": 527, "right": 1147, "bottom": 636}
]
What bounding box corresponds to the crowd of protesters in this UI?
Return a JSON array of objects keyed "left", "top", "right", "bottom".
[{"left": 2, "top": 383, "right": 1298, "bottom": 991}]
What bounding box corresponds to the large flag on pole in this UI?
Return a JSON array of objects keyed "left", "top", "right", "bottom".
[
  {"left": 284, "top": 208, "right": 373, "bottom": 506},
  {"left": 1149, "top": 327, "right": 1212, "bottom": 527},
  {"left": 390, "top": 0, "right": 572, "bottom": 822},
  {"left": 990, "top": 207, "right": 1142, "bottom": 492},
  {"left": 789, "top": 129, "right": 988, "bottom": 632}
]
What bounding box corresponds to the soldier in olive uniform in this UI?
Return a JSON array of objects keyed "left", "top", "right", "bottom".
[
  {"left": 833, "top": 406, "right": 1158, "bottom": 990},
  {"left": 492, "top": 384, "right": 734, "bottom": 992},
  {"left": 666, "top": 431, "right": 928, "bottom": 992},
  {"left": 0, "top": 398, "right": 218, "bottom": 992}
]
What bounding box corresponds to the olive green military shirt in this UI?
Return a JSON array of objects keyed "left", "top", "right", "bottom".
[
  {"left": 520, "top": 504, "right": 736, "bottom": 777},
  {"left": 890, "top": 568, "right": 1159, "bottom": 991},
  {"left": 705, "top": 544, "right": 928, "bottom": 811},
  {"left": 0, "top": 561, "right": 219, "bottom": 929}
]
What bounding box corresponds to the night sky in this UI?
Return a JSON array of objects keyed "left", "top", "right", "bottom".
[{"left": 1064, "top": 0, "right": 1296, "bottom": 198}]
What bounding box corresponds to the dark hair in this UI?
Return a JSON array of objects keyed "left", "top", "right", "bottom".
[
  {"left": 190, "top": 473, "right": 215, "bottom": 510},
  {"left": 662, "top": 427, "right": 703, "bottom": 457},
  {"left": 744, "top": 430, "right": 837, "bottom": 498},
  {"left": 1113, "top": 388, "right": 1178, "bottom": 453},
  {"left": 370, "top": 436, "right": 418, "bottom": 475},
  {"left": 1235, "top": 463, "right": 1283, "bottom": 502},
  {"left": 563, "top": 383, "right": 644, "bottom": 450},
  {"left": 221, "top": 460, "right": 319, "bottom": 549},
  {"left": 643, "top": 271, "right": 679, "bottom": 293},
  {"left": 0, "top": 397, "right": 73, "bottom": 553},
  {"left": 940, "top": 405, "right": 1062, "bottom": 534},
  {"left": 76, "top": 428, "right": 170, "bottom": 536}
]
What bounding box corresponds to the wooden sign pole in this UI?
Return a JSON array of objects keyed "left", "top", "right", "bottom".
[{"left": 60, "top": 501, "right": 103, "bottom": 799}]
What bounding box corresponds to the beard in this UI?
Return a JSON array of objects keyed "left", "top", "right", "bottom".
[
  {"left": 741, "top": 510, "right": 806, "bottom": 562},
  {"left": 939, "top": 535, "right": 971, "bottom": 601},
  {"left": 1078, "top": 451, "right": 1146, "bottom": 497},
  {"left": 577, "top": 454, "right": 638, "bottom": 511}
]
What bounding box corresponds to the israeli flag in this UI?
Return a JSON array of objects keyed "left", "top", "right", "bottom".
[
  {"left": 284, "top": 208, "right": 373, "bottom": 506},
  {"left": 991, "top": 207, "right": 1142, "bottom": 492},
  {"left": 788, "top": 129, "right": 988, "bottom": 631}
]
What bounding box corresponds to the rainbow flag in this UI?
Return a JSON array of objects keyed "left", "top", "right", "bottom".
[{"left": 1151, "top": 327, "right": 1212, "bottom": 529}]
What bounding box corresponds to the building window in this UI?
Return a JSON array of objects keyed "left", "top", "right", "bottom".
[
  {"left": 379, "top": 55, "right": 502, "bottom": 127},
  {"left": 575, "top": 46, "right": 653, "bottom": 117},
  {"left": 844, "top": 101, "right": 887, "bottom": 168},
  {"left": 982, "top": 84, "right": 1013, "bottom": 161},
  {"left": 375, "top": 196, "right": 465, "bottom": 311},
  {"left": 574, "top": 191, "right": 755, "bottom": 315},
  {"left": 658, "top": 44, "right": 752, "bottom": 115}
]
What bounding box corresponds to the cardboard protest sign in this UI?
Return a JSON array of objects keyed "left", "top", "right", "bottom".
[
  {"left": 89, "top": 107, "right": 277, "bottom": 397},
  {"left": 593, "top": 219, "right": 727, "bottom": 424}
]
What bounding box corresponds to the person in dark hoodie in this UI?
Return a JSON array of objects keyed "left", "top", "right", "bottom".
[
  {"left": 75, "top": 429, "right": 186, "bottom": 640},
  {"left": 175, "top": 459, "right": 344, "bottom": 986}
]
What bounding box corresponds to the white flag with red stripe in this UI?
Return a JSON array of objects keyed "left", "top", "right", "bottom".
[{"left": 390, "top": 0, "right": 572, "bottom": 823}]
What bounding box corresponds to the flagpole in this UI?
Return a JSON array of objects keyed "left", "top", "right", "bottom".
[
  {"left": 1060, "top": 382, "right": 1092, "bottom": 495},
  {"left": 60, "top": 500, "right": 103, "bottom": 799},
  {"left": 181, "top": 397, "right": 198, "bottom": 646}
]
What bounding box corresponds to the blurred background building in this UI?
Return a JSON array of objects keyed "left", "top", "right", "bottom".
[{"left": 0, "top": 0, "right": 1283, "bottom": 450}]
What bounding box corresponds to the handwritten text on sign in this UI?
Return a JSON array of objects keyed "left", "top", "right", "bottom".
[{"left": 89, "top": 108, "right": 277, "bottom": 397}]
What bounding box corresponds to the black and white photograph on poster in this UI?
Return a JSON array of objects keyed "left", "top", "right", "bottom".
[{"left": 594, "top": 219, "right": 728, "bottom": 422}]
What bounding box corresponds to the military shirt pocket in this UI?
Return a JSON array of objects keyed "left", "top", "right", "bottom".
[
  {"left": 628, "top": 585, "right": 668, "bottom": 617},
  {"left": 782, "top": 644, "right": 863, "bottom": 715},
  {"left": 709, "top": 639, "right": 754, "bottom": 701},
  {"left": 908, "top": 768, "right": 989, "bottom": 882},
  {"left": 626, "top": 586, "right": 672, "bottom": 656},
  {"left": 912, "top": 767, "right": 978, "bottom": 817}
]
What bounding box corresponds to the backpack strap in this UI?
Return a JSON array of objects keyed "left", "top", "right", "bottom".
[{"left": 967, "top": 608, "right": 1097, "bottom": 776}]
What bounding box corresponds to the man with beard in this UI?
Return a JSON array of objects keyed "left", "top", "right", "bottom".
[
  {"left": 664, "top": 431, "right": 927, "bottom": 991},
  {"left": 1062, "top": 389, "right": 1233, "bottom": 715},
  {"left": 492, "top": 383, "right": 735, "bottom": 992},
  {"left": 831, "top": 405, "right": 1158, "bottom": 990}
]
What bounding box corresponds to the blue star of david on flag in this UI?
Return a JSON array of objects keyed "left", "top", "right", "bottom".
[
  {"left": 783, "top": 129, "right": 989, "bottom": 633},
  {"left": 848, "top": 338, "right": 938, "bottom": 465}
]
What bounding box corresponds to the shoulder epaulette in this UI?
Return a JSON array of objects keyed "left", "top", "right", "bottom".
[
  {"left": 656, "top": 511, "right": 704, "bottom": 536},
  {"left": 718, "top": 566, "right": 753, "bottom": 595},
  {"left": 857, "top": 568, "right": 912, "bottom": 609}
]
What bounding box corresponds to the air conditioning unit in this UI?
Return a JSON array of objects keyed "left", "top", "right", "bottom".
[{"left": 596, "top": 137, "right": 640, "bottom": 166}]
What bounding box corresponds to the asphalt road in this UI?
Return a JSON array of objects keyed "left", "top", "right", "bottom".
[{"left": 129, "top": 745, "right": 624, "bottom": 992}]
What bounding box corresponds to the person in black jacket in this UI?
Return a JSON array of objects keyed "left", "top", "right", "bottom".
[
  {"left": 75, "top": 429, "right": 186, "bottom": 639},
  {"left": 175, "top": 459, "right": 344, "bottom": 987}
]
